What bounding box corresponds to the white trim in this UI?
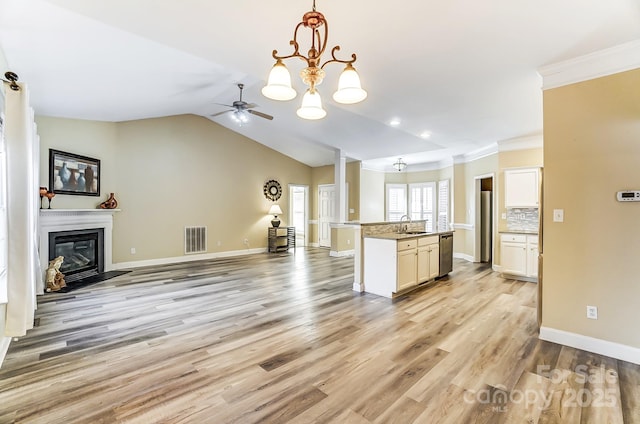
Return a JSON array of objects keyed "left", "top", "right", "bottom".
[
  {"left": 454, "top": 143, "right": 498, "bottom": 164},
  {"left": 113, "top": 247, "right": 266, "bottom": 270},
  {"left": 0, "top": 335, "right": 10, "bottom": 369},
  {"left": 309, "top": 242, "right": 320, "bottom": 247},
  {"left": 539, "top": 326, "right": 640, "bottom": 365},
  {"left": 453, "top": 252, "right": 474, "bottom": 262},
  {"left": 308, "top": 219, "right": 318, "bottom": 225},
  {"left": 352, "top": 282, "right": 364, "bottom": 292},
  {"left": 453, "top": 223, "right": 473, "bottom": 230},
  {"left": 538, "top": 39, "right": 640, "bottom": 90},
  {"left": 329, "top": 249, "right": 355, "bottom": 257}
]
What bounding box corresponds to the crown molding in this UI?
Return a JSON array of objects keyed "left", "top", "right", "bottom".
[
  {"left": 454, "top": 143, "right": 498, "bottom": 164},
  {"left": 538, "top": 39, "right": 640, "bottom": 90}
]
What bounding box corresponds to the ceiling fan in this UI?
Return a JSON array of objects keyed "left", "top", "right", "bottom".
[{"left": 211, "top": 83, "right": 274, "bottom": 122}]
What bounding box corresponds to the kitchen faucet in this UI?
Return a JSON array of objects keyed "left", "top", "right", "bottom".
[{"left": 398, "top": 215, "right": 411, "bottom": 233}]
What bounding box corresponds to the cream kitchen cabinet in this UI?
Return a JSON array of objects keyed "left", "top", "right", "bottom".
[
  {"left": 504, "top": 168, "right": 540, "bottom": 208},
  {"left": 417, "top": 236, "right": 439, "bottom": 282},
  {"left": 364, "top": 234, "right": 440, "bottom": 298},
  {"left": 500, "top": 233, "right": 538, "bottom": 280}
]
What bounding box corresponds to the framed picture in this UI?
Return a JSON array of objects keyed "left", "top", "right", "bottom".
[{"left": 49, "top": 149, "right": 100, "bottom": 196}]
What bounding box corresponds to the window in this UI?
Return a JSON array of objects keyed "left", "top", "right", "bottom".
[
  {"left": 409, "top": 183, "right": 435, "bottom": 231},
  {"left": 438, "top": 179, "right": 450, "bottom": 231},
  {"left": 386, "top": 184, "right": 407, "bottom": 221},
  {"left": 386, "top": 179, "right": 450, "bottom": 231}
]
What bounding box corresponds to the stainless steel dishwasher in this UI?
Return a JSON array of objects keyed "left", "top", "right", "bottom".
[{"left": 438, "top": 232, "right": 453, "bottom": 277}]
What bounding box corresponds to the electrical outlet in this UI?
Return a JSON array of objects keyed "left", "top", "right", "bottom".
[
  {"left": 347, "top": 239, "right": 351, "bottom": 245},
  {"left": 130, "top": 247, "right": 136, "bottom": 255},
  {"left": 553, "top": 209, "right": 564, "bottom": 222},
  {"left": 501, "top": 213, "right": 507, "bottom": 220},
  {"left": 217, "top": 240, "right": 221, "bottom": 247},
  {"left": 243, "top": 238, "right": 249, "bottom": 246},
  {"left": 587, "top": 305, "right": 598, "bottom": 320}
]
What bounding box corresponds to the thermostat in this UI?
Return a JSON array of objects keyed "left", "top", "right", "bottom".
[{"left": 617, "top": 191, "right": 640, "bottom": 202}]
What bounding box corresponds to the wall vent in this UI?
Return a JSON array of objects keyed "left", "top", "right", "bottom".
[{"left": 184, "top": 226, "right": 207, "bottom": 254}]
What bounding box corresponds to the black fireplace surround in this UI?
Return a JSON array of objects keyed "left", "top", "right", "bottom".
[{"left": 48, "top": 228, "right": 104, "bottom": 283}]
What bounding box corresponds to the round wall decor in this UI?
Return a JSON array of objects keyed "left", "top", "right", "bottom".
[{"left": 263, "top": 179, "right": 282, "bottom": 201}]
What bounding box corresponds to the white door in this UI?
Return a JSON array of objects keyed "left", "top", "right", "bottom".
[
  {"left": 318, "top": 185, "right": 335, "bottom": 247},
  {"left": 289, "top": 185, "right": 308, "bottom": 247}
]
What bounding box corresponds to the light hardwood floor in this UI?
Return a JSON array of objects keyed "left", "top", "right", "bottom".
[{"left": 1, "top": 248, "right": 638, "bottom": 423}]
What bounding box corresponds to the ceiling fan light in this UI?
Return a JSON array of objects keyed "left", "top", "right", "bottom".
[
  {"left": 262, "top": 60, "right": 297, "bottom": 101},
  {"left": 296, "top": 89, "right": 327, "bottom": 120},
  {"left": 333, "top": 64, "right": 367, "bottom": 104}
]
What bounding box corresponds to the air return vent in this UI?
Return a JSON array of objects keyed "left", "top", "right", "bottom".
[{"left": 184, "top": 226, "right": 207, "bottom": 254}]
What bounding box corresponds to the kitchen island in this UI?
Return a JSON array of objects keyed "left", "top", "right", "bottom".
[{"left": 350, "top": 220, "right": 453, "bottom": 298}]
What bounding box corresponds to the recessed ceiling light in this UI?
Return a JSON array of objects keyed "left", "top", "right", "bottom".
[
  {"left": 420, "top": 131, "right": 431, "bottom": 139},
  {"left": 389, "top": 118, "right": 401, "bottom": 127}
]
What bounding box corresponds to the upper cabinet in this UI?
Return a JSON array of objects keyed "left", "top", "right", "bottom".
[{"left": 504, "top": 167, "right": 540, "bottom": 208}]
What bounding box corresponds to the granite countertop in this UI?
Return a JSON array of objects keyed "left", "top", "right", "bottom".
[
  {"left": 365, "top": 230, "right": 453, "bottom": 240},
  {"left": 499, "top": 230, "right": 539, "bottom": 235}
]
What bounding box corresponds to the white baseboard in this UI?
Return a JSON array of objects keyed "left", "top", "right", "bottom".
[
  {"left": 352, "top": 282, "right": 364, "bottom": 292},
  {"left": 309, "top": 242, "right": 320, "bottom": 248},
  {"left": 113, "top": 247, "right": 266, "bottom": 270},
  {"left": 453, "top": 253, "right": 474, "bottom": 262},
  {"left": 330, "top": 249, "right": 355, "bottom": 258},
  {"left": 539, "top": 326, "right": 640, "bottom": 365},
  {"left": 0, "top": 336, "right": 11, "bottom": 370}
]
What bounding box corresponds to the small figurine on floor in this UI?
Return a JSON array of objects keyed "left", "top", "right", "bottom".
[{"left": 45, "top": 256, "right": 66, "bottom": 292}]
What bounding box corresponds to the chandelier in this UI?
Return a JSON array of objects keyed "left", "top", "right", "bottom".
[
  {"left": 261, "top": 0, "right": 367, "bottom": 120},
  {"left": 393, "top": 158, "right": 407, "bottom": 172}
]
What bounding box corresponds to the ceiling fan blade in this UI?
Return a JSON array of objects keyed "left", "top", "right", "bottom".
[
  {"left": 210, "top": 109, "right": 233, "bottom": 117},
  {"left": 244, "top": 103, "right": 258, "bottom": 109},
  {"left": 248, "top": 110, "right": 274, "bottom": 120},
  {"left": 214, "top": 102, "right": 234, "bottom": 108}
]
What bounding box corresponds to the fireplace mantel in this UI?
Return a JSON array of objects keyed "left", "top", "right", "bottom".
[{"left": 38, "top": 209, "right": 119, "bottom": 294}]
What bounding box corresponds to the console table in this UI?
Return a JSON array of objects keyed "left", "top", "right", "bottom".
[{"left": 268, "top": 227, "right": 295, "bottom": 253}]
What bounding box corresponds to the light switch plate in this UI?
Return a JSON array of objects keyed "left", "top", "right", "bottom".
[{"left": 553, "top": 209, "right": 564, "bottom": 222}]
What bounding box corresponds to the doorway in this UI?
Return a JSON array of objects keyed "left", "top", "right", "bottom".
[
  {"left": 474, "top": 174, "right": 494, "bottom": 263},
  {"left": 289, "top": 185, "right": 308, "bottom": 247}
]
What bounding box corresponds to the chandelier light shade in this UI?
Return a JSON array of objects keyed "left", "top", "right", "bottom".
[
  {"left": 262, "top": 0, "right": 367, "bottom": 119},
  {"left": 393, "top": 158, "right": 407, "bottom": 172},
  {"left": 261, "top": 60, "right": 297, "bottom": 101},
  {"left": 333, "top": 63, "right": 367, "bottom": 104},
  {"left": 297, "top": 89, "right": 327, "bottom": 120}
]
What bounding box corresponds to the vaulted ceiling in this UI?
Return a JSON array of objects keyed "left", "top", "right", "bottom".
[{"left": 1, "top": 0, "right": 639, "bottom": 169}]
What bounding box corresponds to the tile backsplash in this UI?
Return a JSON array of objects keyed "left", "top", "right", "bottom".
[{"left": 506, "top": 208, "right": 539, "bottom": 231}]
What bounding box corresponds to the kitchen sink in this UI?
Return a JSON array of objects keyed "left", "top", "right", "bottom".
[{"left": 404, "top": 231, "right": 428, "bottom": 235}]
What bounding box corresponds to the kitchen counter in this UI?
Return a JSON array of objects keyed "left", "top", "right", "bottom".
[
  {"left": 365, "top": 230, "right": 454, "bottom": 241},
  {"left": 499, "top": 230, "right": 538, "bottom": 235}
]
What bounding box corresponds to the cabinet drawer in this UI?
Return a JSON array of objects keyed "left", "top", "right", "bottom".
[
  {"left": 500, "top": 234, "right": 526, "bottom": 243},
  {"left": 418, "top": 235, "right": 439, "bottom": 246},
  {"left": 527, "top": 235, "right": 539, "bottom": 244},
  {"left": 397, "top": 239, "right": 418, "bottom": 251}
]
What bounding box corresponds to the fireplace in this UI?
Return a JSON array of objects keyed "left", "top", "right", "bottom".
[
  {"left": 48, "top": 228, "right": 104, "bottom": 283},
  {"left": 39, "top": 209, "right": 117, "bottom": 294}
]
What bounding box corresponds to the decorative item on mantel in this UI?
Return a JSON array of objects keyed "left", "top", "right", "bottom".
[
  {"left": 45, "top": 256, "right": 66, "bottom": 292},
  {"left": 98, "top": 192, "right": 118, "bottom": 209},
  {"left": 44, "top": 190, "right": 56, "bottom": 209},
  {"left": 39, "top": 186, "right": 48, "bottom": 209},
  {"left": 269, "top": 204, "right": 283, "bottom": 228}
]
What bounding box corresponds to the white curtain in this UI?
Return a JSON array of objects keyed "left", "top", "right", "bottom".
[{"left": 2, "top": 80, "right": 39, "bottom": 338}]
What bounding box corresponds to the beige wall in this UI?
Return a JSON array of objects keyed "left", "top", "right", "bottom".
[
  {"left": 542, "top": 68, "right": 640, "bottom": 348},
  {"left": 330, "top": 226, "right": 355, "bottom": 252},
  {"left": 36, "top": 114, "right": 312, "bottom": 264}
]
